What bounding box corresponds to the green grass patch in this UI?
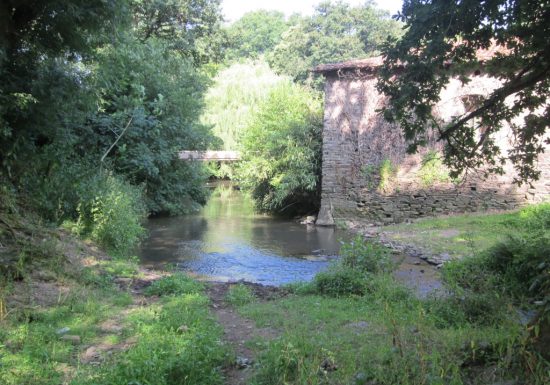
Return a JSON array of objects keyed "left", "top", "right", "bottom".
[
  {"left": 225, "top": 283, "right": 256, "bottom": 306},
  {"left": 240, "top": 280, "right": 529, "bottom": 385},
  {"left": 236, "top": 229, "right": 550, "bottom": 385},
  {"left": 144, "top": 273, "right": 204, "bottom": 296},
  {"left": 1, "top": 261, "right": 229, "bottom": 385},
  {"left": 383, "top": 203, "right": 549, "bottom": 256}
]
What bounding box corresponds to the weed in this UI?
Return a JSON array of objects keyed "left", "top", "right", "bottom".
[
  {"left": 417, "top": 150, "right": 451, "bottom": 187},
  {"left": 144, "top": 273, "right": 204, "bottom": 296},
  {"left": 340, "top": 236, "right": 394, "bottom": 274},
  {"left": 225, "top": 283, "right": 255, "bottom": 306},
  {"left": 378, "top": 158, "right": 396, "bottom": 192},
  {"left": 313, "top": 267, "right": 367, "bottom": 297}
]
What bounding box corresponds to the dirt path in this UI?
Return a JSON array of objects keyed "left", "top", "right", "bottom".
[{"left": 207, "top": 282, "right": 281, "bottom": 385}]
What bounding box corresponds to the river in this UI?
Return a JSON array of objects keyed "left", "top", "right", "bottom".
[
  {"left": 139, "top": 182, "right": 441, "bottom": 294},
  {"left": 139, "top": 182, "right": 348, "bottom": 285}
]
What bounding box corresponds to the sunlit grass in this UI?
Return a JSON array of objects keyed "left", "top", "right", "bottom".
[{"left": 382, "top": 207, "right": 544, "bottom": 256}]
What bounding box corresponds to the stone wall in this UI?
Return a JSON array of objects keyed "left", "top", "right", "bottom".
[{"left": 316, "top": 70, "right": 550, "bottom": 226}]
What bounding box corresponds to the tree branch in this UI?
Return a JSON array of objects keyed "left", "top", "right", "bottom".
[{"left": 439, "top": 62, "right": 550, "bottom": 141}]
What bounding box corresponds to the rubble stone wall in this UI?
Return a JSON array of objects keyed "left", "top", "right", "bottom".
[{"left": 316, "top": 71, "right": 550, "bottom": 226}]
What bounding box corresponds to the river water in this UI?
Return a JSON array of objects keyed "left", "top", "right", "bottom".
[
  {"left": 139, "top": 182, "right": 442, "bottom": 294},
  {"left": 139, "top": 183, "right": 348, "bottom": 285}
]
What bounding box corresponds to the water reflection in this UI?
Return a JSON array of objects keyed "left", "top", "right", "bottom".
[{"left": 139, "top": 183, "right": 347, "bottom": 285}]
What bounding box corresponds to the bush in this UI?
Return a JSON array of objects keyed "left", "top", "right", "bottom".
[
  {"left": 438, "top": 255, "right": 511, "bottom": 326},
  {"left": 340, "top": 236, "right": 394, "bottom": 274},
  {"left": 145, "top": 273, "right": 204, "bottom": 296},
  {"left": 236, "top": 82, "right": 323, "bottom": 215},
  {"left": 74, "top": 173, "right": 146, "bottom": 257},
  {"left": 313, "top": 267, "right": 367, "bottom": 297}
]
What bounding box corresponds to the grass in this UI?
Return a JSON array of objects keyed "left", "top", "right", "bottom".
[
  {"left": 225, "top": 207, "right": 550, "bottom": 385},
  {"left": 382, "top": 209, "right": 532, "bottom": 256},
  {"left": 238, "top": 277, "right": 529, "bottom": 385},
  {"left": 225, "top": 283, "right": 256, "bottom": 306},
  {"left": 0, "top": 258, "right": 229, "bottom": 385}
]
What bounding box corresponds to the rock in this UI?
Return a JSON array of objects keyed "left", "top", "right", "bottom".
[
  {"left": 316, "top": 206, "right": 335, "bottom": 226},
  {"left": 346, "top": 321, "right": 369, "bottom": 330},
  {"left": 177, "top": 325, "right": 189, "bottom": 333},
  {"left": 354, "top": 371, "right": 376, "bottom": 385},
  {"left": 61, "top": 335, "right": 81, "bottom": 344},
  {"left": 320, "top": 357, "right": 338, "bottom": 372},
  {"left": 311, "top": 249, "right": 325, "bottom": 255},
  {"left": 439, "top": 253, "right": 452, "bottom": 261},
  {"left": 236, "top": 356, "right": 252, "bottom": 369},
  {"left": 56, "top": 327, "right": 71, "bottom": 335}
]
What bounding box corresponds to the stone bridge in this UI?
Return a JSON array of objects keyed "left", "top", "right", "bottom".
[{"left": 178, "top": 150, "right": 240, "bottom": 161}]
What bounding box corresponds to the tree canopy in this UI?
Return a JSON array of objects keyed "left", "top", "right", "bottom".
[
  {"left": 378, "top": 0, "right": 550, "bottom": 184},
  {"left": 268, "top": 1, "right": 402, "bottom": 86},
  {"left": 0, "top": 0, "right": 224, "bottom": 223},
  {"left": 224, "top": 10, "right": 288, "bottom": 61}
]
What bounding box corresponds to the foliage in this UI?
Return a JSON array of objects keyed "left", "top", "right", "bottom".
[
  {"left": 378, "top": 0, "right": 550, "bottom": 184},
  {"left": 131, "top": 0, "right": 226, "bottom": 65},
  {"left": 71, "top": 173, "right": 146, "bottom": 257},
  {"left": 417, "top": 150, "right": 452, "bottom": 187},
  {"left": 340, "top": 236, "right": 394, "bottom": 274},
  {"left": 236, "top": 82, "right": 323, "bottom": 214},
  {"left": 378, "top": 158, "right": 397, "bottom": 192},
  {"left": 0, "top": 0, "right": 223, "bottom": 227},
  {"left": 312, "top": 238, "right": 395, "bottom": 297},
  {"left": 201, "top": 60, "right": 286, "bottom": 151},
  {"left": 268, "top": 1, "right": 402, "bottom": 87},
  {"left": 145, "top": 273, "right": 205, "bottom": 296},
  {"left": 437, "top": 255, "right": 510, "bottom": 326},
  {"left": 89, "top": 36, "right": 214, "bottom": 215},
  {"left": 313, "top": 267, "right": 368, "bottom": 297},
  {"left": 225, "top": 283, "right": 256, "bottom": 306},
  {"left": 225, "top": 10, "right": 289, "bottom": 61}
]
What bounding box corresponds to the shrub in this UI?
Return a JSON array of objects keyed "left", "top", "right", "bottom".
[
  {"left": 313, "top": 267, "right": 367, "bottom": 297},
  {"left": 145, "top": 273, "right": 204, "bottom": 296},
  {"left": 225, "top": 283, "right": 255, "bottom": 306},
  {"left": 236, "top": 81, "right": 323, "bottom": 215},
  {"left": 340, "top": 236, "right": 394, "bottom": 274},
  {"left": 75, "top": 173, "right": 146, "bottom": 257}
]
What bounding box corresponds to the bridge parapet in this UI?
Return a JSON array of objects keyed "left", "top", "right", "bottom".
[{"left": 178, "top": 150, "right": 240, "bottom": 161}]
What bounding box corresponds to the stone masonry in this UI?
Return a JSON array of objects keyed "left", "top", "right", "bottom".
[{"left": 314, "top": 58, "right": 550, "bottom": 226}]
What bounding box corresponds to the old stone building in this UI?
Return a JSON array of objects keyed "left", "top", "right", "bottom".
[{"left": 314, "top": 57, "right": 550, "bottom": 226}]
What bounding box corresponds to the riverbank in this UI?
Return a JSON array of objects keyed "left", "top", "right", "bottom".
[
  {"left": 0, "top": 231, "right": 232, "bottom": 385},
  {"left": 1, "top": 204, "right": 549, "bottom": 385}
]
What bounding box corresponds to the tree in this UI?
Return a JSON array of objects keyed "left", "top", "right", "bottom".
[
  {"left": 268, "top": 1, "right": 401, "bottom": 86},
  {"left": 236, "top": 82, "right": 323, "bottom": 215},
  {"left": 131, "top": 0, "right": 226, "bottom": 65},
  {"left": 378, "top": 0, "right": 550, "bottom": 184},
  {"left": 87, "top": 37, "right": 215, "bottom": 215},
  {"left": 224, "top": 10, "right": 288, "bottom": 61}
]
